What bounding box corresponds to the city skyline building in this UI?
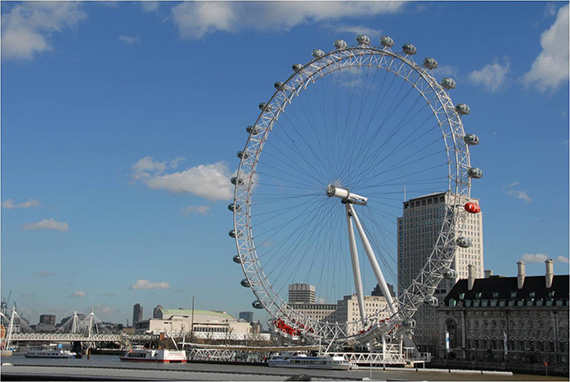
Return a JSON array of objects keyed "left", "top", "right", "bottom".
[
  {"left": 39, "top": 314, "right": 56, "bottom": 326},
  {"left": 398, "top": 192, "right": 484, "bottom": 350},
  {"left": 132, "top": 303, "right": 143, "bottom": 327},
  {"left": 239, "top": 311, "right": 254, "bottom": 323},
  {"left": 288, "top": 284, "right": 316, "bottom": 304}
]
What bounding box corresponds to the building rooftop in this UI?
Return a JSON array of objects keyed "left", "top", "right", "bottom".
[
  {"left": 160, "top": 309, "right": 235, "bottom": 320},
  {"left": 444, "top": 275, "right": 569, "bottom": 304}
]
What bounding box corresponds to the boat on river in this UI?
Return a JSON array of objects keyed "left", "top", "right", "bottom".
[
  {"left": 25, "top": 346, "right": 76, "bottom": 359},
  {"left": 268, "top": 352, "right": 352, "bottom": 370},
  {"left": 120, "top": 346, "right": 187, "bottom": 363}
]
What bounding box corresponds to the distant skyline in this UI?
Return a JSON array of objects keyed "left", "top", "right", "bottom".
[{"left": 1, "top": 1, "right": 568, "bottom": 325}]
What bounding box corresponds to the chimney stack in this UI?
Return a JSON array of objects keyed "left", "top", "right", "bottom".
[
  {"left": 517, "top": 261, "right": 526, "bottom": 289},
  {"left": 468, "top": 264, "right": 475, "bottom": 291},
  {"left": 545, "top": 259, "right": 554, "bottom": 288},
  {"left": 484, "top": 270, "right": 493, "bottom": 278}
]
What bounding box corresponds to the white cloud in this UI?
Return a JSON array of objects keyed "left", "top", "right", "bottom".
[
  {"left": 520, "top": 253, "right": 549, "bottom": 263},
  {"left": 325, "top": 23, "right": 382, "bottom": 39},
  {"left": 69, "top": 290, "right": 86, "bottom": 298},
  {"left": 22, "top": 218, "right": 69, "bottom": 232},
  {"left": 523, "top": 5, "right": 569, "bottom": 92},
  {"left": 93, "top": 304, "right": 114, "bottom": 315},
  {"left": 182, "top": 205, "right": 210, "bottom": 216},
  {"left": 2, "top": 198, "right": 40, "bottom": 209},
  {"left": 436, "top": 65, "right": 460, "bottom": 78},
  {"left": 557, "top": 256, "right": 569, "bottom": 264},
  {"left": 467, "top": 57, "right": 510, "bottom": 93},
  {"left": 1, "top": 2, "right": 86, "bottom": 60},
  {"left": 131, "top": 156, "right": 167, "bottom": 180},
  {"left": 505, "top": 182, "right": 531, "bottom": 203},
  {"left": 132, "top": 157, "right": 234, "bottom": 201},
  {"left": 141, "top": 2, "right": 160, "bottom": 13},
  {"left": 129, "top": 279, "right": 170, "bottom": 290},
  {"left": 119, "top": 35, "right": 140, "bottom": 45},
  {"left": 35, "top": 270, "right": 55, "bottom": 277},
  {"left": 171, "top": 2, "right": 404, "bottom": 39}
]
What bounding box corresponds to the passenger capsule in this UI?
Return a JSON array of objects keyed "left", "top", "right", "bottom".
[
  {"left": 292, "top": 63, "right": 304, "bottom": 72},
  {"left": 403, "top": 318, "right": 416, "bottom": 328},
  {"left": 463, "top": 133, "right": 479, "bottom": 145},
  {"left": 402, "top": 43, "right": 417, "bottom": 55},
  {"left": 240, "top": 279, "right": 251, "bottom": 288},
  {"left": 237, "top": 150, "right": 250, "bottom": 160},
  {"left": 456, "top": 236, "right": 472, "bottom": 248},
  {"left": 274, "top": 81, "right": 284, "bottom": 90},
  {"left": 252, "top": 300, "right": 264, "bottom": 309},
  {"left": 246, "top": 125, "right": 261, "bottom": 135},
  {"left": 464, "top": 202, "right": 481, "bottom": 214},
  {"left": 467, "top": 167, "right": 483, "bottom": 179},
  {"left": 230, "top": 176, "right": 244, "bottom": 186},
  {"left": 455, "top": 103, "right": 470, "bottom": 115},
  {"left": 227, "top": 203, "right": 242, "bottom": 212},
  {"left": 334, "top": 39, "right": 348, "bottom": 49},
  {"left": 312, "top": 49, "right": 325, "bottom": 58},
  {"left": 423, "top": 57, "right": 438, "bottom": 70},
  {"left": 424, "top": 296, "right": 438, "bottom": 306},
  {"left": 232, "top": 255, "right": 242, "bottom": 264},
  {"left": 443, "top": 269, "right": 457, "bottom": 280},
  {"left": 356, "top": 35, "right": 371, "bottom": 45},
  {"left": 229, "top": 229, "right": 241, "bottom": 238},
  {"left": 441, "top": 78, "right": 456, "bottom": 90},
  {"left": 258, "top": 102, "right": 267, "bottom": 111},
  {"left": 380, "top": 36, "right": 394, "bottom": 47}
]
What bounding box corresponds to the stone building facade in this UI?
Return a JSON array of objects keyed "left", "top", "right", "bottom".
[{"left": 437, "top": 261, "right": 568, "bottom": 367}]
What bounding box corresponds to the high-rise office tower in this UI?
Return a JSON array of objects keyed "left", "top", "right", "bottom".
[
  {"left": 132, "top": 303, "right": 143, "bottom": 326},
  {"left": 239, "top": 311, "right": 254, "bottom": 323},
  {"left": 288, "top": 284, "right": 316, "bottom": 304},
  {"left": 397, "top": 192, "right": 483, "bottom": 350},
  {"left": 39, "top": 314, "right": 56, "bottom": 326}
]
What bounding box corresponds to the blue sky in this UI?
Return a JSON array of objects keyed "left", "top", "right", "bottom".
[{"left": 1, "top": 1, "right": 568, "bottom": 325}]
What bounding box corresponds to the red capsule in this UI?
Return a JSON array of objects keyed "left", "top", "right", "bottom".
[{"left": 465, "top": 202, "right": 481, "bottom": 213}]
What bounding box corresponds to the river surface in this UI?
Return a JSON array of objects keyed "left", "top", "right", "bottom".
[{"left": 3, "top": 353, "right": 567, "bottom": 381}]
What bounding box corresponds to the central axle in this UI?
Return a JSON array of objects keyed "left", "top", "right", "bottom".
[{"left": 326, "top": 185, "right": 368, "bottom": 205}]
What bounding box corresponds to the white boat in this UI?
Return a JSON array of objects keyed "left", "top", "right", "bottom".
[
  {"left": 120, "top": 346, "right": 187, "bottom": 363},
  {"left": 268, "top": 352, "right": 352, "bottom": 370},
  {"left": 25, "top": 346, "right": 76, "bottom": 359}
]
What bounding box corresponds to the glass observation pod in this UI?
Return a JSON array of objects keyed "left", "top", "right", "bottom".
[
  {"left": 334, "top": 39, "right": 348, "bottom": 49},
  {"left": 456, "top": 236, "right": 472, "bottom": 248},
  {"left": 356, "top": 35, "right": 371, "bottom": 45},
  {"left": 443, "top": 269, "right": 458, "bottom": 280},
  {"left": 424, "top": 296, "right": 438, "bottom": 306},
  {"left": 463, "top": 133, "right": 480, "bottom": 145},
  {"left": 441, "top": 78, "right": 456, "bottom": 90},
  {"left": 380, "top": 36, "right": 394, "bottom": 47},
  {"left": 455, "top": 103, "right": 471, "bottom": 115},
  {"left": 246, "top": 125, "right": 261, "bottom": 135},
  {"left": 468, "top": 167, "right": 483, "bottom": 179},
  {"left": 402, "top": 43, "right": 417, "bottom": 55},
  {"left": 312, "top": 49, "right": 325, "bottom": 58},
  {"left": 423, "top": 57, "right": 438, "bottom": 69},
  {"left": 292, "top": 64, "right": 304, "bottom": 72}
]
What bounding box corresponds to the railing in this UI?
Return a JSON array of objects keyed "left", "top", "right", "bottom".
[{"left": 9, "top": 333, "right": 154, "bottom": 342}]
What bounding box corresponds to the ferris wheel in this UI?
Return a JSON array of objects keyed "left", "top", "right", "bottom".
[{"left": 229, "top": 35, "right": 482, "bottom": 345}]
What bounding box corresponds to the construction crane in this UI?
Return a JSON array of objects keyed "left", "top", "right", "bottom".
[{"left": 1, "top": 290, "right": 12, "bottom": 316}]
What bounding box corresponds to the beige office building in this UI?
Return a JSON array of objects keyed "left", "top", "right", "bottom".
[{"left": 397, "top": 192, "right": 483, "bottom": 350}]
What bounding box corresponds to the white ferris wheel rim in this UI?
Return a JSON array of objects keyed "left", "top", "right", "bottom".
[{"left": 232, "top": 39, "right": 473, "bottom": 342}]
